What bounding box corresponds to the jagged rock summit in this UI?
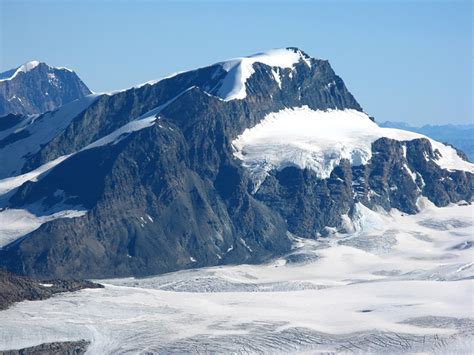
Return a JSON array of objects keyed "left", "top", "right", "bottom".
[
  {"left": 0, "top": 60, "right": 91, "bottom": 116},
  {"left": 0, "top": 48, "right": 472, "bottom": 279}
]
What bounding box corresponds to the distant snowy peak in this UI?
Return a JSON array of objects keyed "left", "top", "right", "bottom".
[
  {"left": 218, "top": 48, "right": 312, "bottom": 71},
  {"left": 0, "top": 60, "right": 91, "bottom": 116},
  {"left": 215, "top": 47, "right": 314, "bottom": 101},
  {"left": 0, "top": 61, "right": 40, "bottom": 81},
  {"left": 5, "top": 61, "right": 40, "bottom": 81},
  {"left": 0, "top": 61, "right": 74, "bottom": 82}
]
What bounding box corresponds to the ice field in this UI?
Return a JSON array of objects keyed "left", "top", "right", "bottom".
[{"left": 1, "top": 199, "right": 473, "bottom": 354}]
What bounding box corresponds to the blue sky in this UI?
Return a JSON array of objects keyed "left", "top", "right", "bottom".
[{"left": 0, "top": 0, "right": 472, "bottom": 125}]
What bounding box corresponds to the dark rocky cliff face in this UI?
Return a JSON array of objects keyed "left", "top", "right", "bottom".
[
  {"left": 0, "top": 49, "right": 472, "bottom": 279},
  {"left": 0, "top": 62, "right": 91, "bottom": 116}
]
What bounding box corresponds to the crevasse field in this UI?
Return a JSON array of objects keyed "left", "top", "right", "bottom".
[{"left": 0, "top": 199, "right": 472, "bottom": 354}]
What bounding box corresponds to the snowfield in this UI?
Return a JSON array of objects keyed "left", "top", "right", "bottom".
[
  {"left": 232, "top": 106, "right": 474, "bottom": 186},
  {"left": 0, "top": 200, "right": 472, "bottom": 354}
]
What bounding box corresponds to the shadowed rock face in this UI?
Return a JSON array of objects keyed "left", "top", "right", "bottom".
[
  {"left": 0, "top": 49, "right": 472, "bottom": 279},
  {"left": 0, "top": 62, "right": 91, "bottom": 116}
]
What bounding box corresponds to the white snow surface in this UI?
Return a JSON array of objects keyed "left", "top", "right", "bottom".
[
  {"left": 0, "top": 202, "right": 472, "bottom": 353},
  {"left": 216, "top": 48, "right": 310, "bottom": 101},
  {"left": 232, "top": 106, "right": 474, "bottom": 185}
]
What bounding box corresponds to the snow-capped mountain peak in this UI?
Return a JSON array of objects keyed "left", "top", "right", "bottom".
[
  {"left": 0, "top": 60, "right": 75, "bottom": 82},
  {"left": 0, "top": 60, "right": 91, "bottom": 116},
  {"left": 12, "top": 60, "right": 41, "bottom": 77},
  {"left": 216, "top": 47, "right": 313, "bottom": 101},
  {"left": 0, "top": 60, "right": 41, "bottom": 82}
]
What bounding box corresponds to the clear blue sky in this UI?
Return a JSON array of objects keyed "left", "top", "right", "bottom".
[{"left": 0, "top": 0, "right": 472, "bottom": 125}]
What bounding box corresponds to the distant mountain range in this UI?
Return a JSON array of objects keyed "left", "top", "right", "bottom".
[
  {"left": 0, "top": 61, "right": 91, "bottom": 116},
  {"left": 379, "top": 121, "right": 474, "bottom": 161},
  {"left": 0, "top": 48, "right": 472, "bottom": 279}
]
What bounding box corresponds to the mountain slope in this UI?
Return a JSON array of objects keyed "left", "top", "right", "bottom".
[
  {"left": 0, "top": 61, "right": 91, "bottom": 116},
  {"left": 0, "top": 48, "right": 472, "bottom": 279}
]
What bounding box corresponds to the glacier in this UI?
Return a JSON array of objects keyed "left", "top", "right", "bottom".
[{"left": 0, "top": 201, "right": 472, "bottom": 353}]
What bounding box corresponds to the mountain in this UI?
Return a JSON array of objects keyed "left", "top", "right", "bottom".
[
  {"left": 0, "top": 48, "right": 472, "bottom": 279},
  {"left": 0, "top": 61, "right": 91, "bottom": 116},
  {"left": 379, "top": 121, "right": 474, "bottom": 161}
]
